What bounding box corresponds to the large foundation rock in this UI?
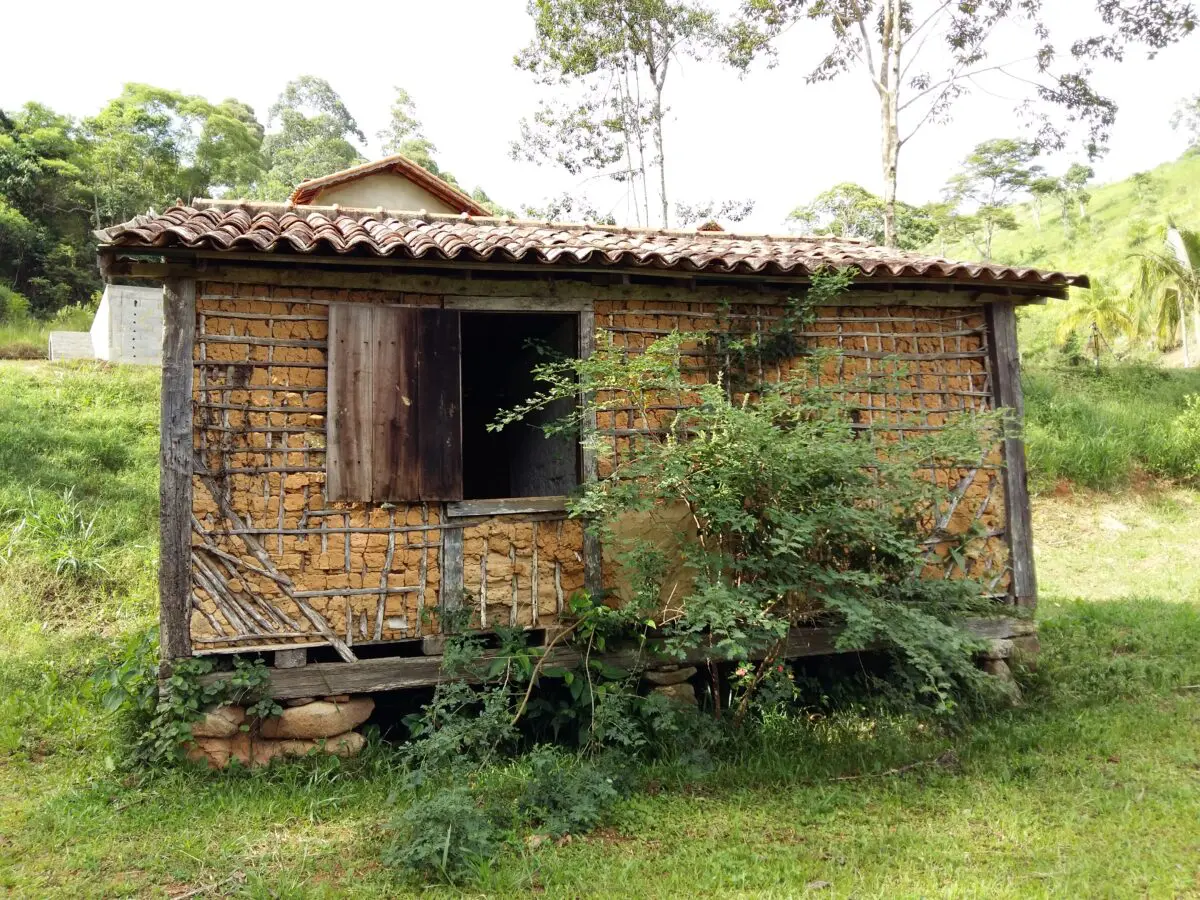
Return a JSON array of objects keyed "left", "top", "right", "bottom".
[
  {"left": 259, "top": 697, "right": 374, "bottom": 740},
  {"left": 190, "top": 705, "right": 246, "bottom": 738}
]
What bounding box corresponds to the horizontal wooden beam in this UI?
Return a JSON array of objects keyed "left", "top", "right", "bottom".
[
  {"left": 446, "top": 496, "right": 569, "bottom": 518},
  {"left": 193, "top": 617, "right": 1035, "bottom": 699},
  {"left": 102, "top": 254, "right": 1065, "bottom": 303}
]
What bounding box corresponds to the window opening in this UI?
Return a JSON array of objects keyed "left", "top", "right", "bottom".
[{"left": 460, "top": 311, "right": 579, "bottom": 500}]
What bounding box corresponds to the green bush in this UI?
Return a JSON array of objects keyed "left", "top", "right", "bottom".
[
  {"left": 0, "top": 285, "right": 31, "bottom": 323},
  {"left": 382, "top": 787, "right": 501, "bottom": 884},
  {"left": 517, "top": 746, "right": 623, "bottom": 838}
]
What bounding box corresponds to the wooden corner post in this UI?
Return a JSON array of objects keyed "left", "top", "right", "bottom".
[
  {"left": 579, "top": 305, "right": 603, "bottom": 598},
  {"left": 160, "top": 277, "right": 196, "bottom": 659},
  {"left": 985, "top": 300, "right": 1037, "bottom": 610}
]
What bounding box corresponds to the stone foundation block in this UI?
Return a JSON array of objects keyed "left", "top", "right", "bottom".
[
  {"left": 260, "top": 697, "right": 374, "bottom": 740},
  {"left": 651, "top": 682, "right": 697, "bottom": 706},
  {"left": 643, "top": 666, "right": 697, "bottom": 687},
  {"left": 191, "top": 705, "right": 246, "bottom": 738}
]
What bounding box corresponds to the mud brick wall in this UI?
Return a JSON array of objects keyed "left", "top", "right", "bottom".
[
  {"left": 186, "top": 281, "right": 1010, "bottom": 656},
  {"left": 190, "top": 283, "right": 446, "bottom": 651},
  {"left": 589, "top": 299, "right": 1010, "bottom": 597},
  {"left": 461, "top": 518, "right": 587, "bottom": 629}
]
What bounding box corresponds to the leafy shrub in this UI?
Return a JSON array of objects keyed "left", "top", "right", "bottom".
[
  {"left": 50, "top": 296, "right": 99, "bottom": 331},
  {"left": 1171, "top": 394, "right": 1200, "bottom": 476},
  {"left": 1, "top": 487, "right": 117, "bottom": 582},
  {"left": 401, "top": 678, "right": 520, "bottom": 779},
  {"left": 517, "top": 746, "right": 623, "bottom": 838},
  {"left": 382, "top": 787, "right": 500, "bottom": 883},
  {"left": 497, "top": 279, "right": 1002, "bottom": 717},
  {"left": 0, "top": 285, "right": 31, "bottom": 323}
]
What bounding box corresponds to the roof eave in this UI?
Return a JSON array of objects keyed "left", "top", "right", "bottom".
[{"left": 96, "top": 245, "right": 1075, "bottom": 300}]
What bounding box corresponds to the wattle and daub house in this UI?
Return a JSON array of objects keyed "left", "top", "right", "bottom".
[{"left": 95, "top": 155, "right": 1086, "bottom": 702}]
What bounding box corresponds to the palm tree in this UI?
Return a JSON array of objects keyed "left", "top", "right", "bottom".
[
  {"left": 1056, "top": 279, "right": 1135, "bottom": 366},
  {"left": 1132, "top": 220, "right": 1200, "bottom": 367}
]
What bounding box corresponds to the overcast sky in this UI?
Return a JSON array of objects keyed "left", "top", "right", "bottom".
[{"left": 3, "top": 0, "right": 1196, "bottom": 231}]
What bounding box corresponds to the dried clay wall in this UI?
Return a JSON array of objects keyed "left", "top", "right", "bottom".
[{"left": 187, "top": 280, "right": 1008, "bottom": 655}]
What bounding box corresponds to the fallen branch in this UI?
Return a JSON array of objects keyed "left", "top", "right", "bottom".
[{"left": 832, "top": 750, "right": 958, "bottom": 781}]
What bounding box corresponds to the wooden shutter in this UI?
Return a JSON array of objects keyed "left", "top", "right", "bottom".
[{"left": 327, "top": 304, "right": 462, "bottom": 502}]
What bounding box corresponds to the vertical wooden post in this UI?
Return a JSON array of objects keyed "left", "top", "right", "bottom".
[
  {"left": 579, "top": 306, "right": 603, "bottom": 598},
  {"left": 440, "top": 525, "right": 464, "bottom": 627},
  {"left": 160, "top": 278, "right": 196, "bottom": 659},
  {"left": 986, "top": 300, "right": 1037, "bottom": 610}
]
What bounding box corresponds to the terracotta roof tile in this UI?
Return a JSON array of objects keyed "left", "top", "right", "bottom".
[{"left": 95, "top": 200, "right": 1089, "bottom": 290}]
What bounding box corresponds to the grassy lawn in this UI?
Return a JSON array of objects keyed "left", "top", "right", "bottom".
[{"left": 1, "top": 360, "right": 1199, "bottom": 898}]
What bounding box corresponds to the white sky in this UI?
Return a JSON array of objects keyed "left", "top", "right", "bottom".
[{"left": 3, "top": 0, "right": 1196, "bottom": 231}]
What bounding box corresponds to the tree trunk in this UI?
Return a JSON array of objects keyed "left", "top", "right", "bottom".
[
  {"left": 657, "top": 106, "right": 667, "bottom": 229},
  {"left": 1181, "top": 295, "right": 1191, "bottom": 368},
  {"left": 879, "top": 0, "right": 903, "bottom": 248},
  {"left": 653, "top": 85, "right": 668, "bottom": 228}
]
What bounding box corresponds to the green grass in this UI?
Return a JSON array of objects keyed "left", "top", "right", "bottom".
[
  {"left": 1023, "top": 363, "right": 1200, "bottom": 492},
  {"left": 2, "top": 362, "right": 1200, "bottom": 897},
  {"left": 0, "top": 306, "right": 94, "bottom": 360}
]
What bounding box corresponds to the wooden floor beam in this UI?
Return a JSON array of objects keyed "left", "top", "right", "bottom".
[{"left": 196, "top": 617, "right": 1035, "bottom": 700}]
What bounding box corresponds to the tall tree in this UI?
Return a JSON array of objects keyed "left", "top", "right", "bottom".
[
  {"left": 786, "top": 181, "right": 937, "bottom": 248},
  {"left": 1170, "top": 90, "right": 1200, "bottom": 149},
  {"left": 1055, "top": 279, "right": 1134, "bottom": 366},
  {"left": 1061, "top": 162, "right": 1095, "bottom": 220},
  {"left": 729, "top": 0, "right": 1196, "bottom": 247},
  {"left": 83, "top": 84, "right": 265, "bottom": 223},
  {"left": 516, "top": 0, "right": 724, "bottom": 227},
  {"left": 252, "top": 76, "right": 365, "bottom": 201},
  {"left": 377, "top": 85, "right": 448, "bottom": 179},
  {"left": 0, "top": 103, "right": 96, "bottom": 313},
  {"left": 944, "top": 138, "right": 1039, "bottom": 259},
  {"left": 675, "top": 197, "right": 755, "bottom": 226},
  {"left": 1134, "top": 220, "right": 1200, "bottom": 365},
  {"left": 377, "top": 86, "right": 513, "bottom": 216},
  {"left": 1027, "top": 175, "right": 1059, "bottom": 231}
]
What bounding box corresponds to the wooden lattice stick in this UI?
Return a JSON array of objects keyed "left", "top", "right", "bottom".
[
  {"left": 195, "top": 460, "right": 358, "bottom": 663},
  {"left": 191, "top": 560, "right": 250, "bottom": 634},
  {"left": 191, "top": 550, "right": 277, "bottom": 635},
  {"left": 191, "top": 592, "right": 225, "bottom": 635},
  {"left": 191, "top": 516, "right": 301, "bottom": 631}
]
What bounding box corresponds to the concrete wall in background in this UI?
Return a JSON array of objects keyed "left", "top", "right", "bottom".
[{"left": 91, "top": 284, "right": 163, "bottom": 364}]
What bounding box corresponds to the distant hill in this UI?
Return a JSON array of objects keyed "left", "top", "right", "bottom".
[{"left": 942, "top": 151, "right": 1200, "bottom": 361}]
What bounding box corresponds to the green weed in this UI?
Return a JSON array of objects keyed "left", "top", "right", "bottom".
[{"left": 1023, "top": 364, "right": 1200, "bottom": 491}]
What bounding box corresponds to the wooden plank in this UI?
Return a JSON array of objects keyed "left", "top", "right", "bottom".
[
  {"left": 444, "top": 295, "right": 593, "bottom": 312},
  {"left": 370, "top": 306, "right": 420, "bottom": 501},
  {"left": 160, "top": 278, "right": 195, "bottom": 660},
  {"left": 274, "top": 649, "right": 307, "bottom": 669},
  {"left": 579, "top": 306, "right": 603, "bottom": 598},
  {"left": 440, "top": 527, "right": 464, "bottom": 620},
  {"left": 446, "top": 496, "right": 568, "bottom": 517},
  {"left": 326, "top": 303, "right": 374, "bottom": 502},
  {"left": 986, "top": 301, "right": 1037, "bottom": 609},
  {"left": 416, "top": 308, "right": 463, "bottom": 500},
  {"left": 199, "top": 617, "right": 1034, "bottom": 699}
]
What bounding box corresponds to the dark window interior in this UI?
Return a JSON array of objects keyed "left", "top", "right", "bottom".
[{"left": 461, "top": 312, "right": 579, "bottom": 500}]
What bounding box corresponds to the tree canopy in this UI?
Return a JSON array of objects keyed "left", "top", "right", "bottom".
[
  {"left": 728, "top": 0, "right": 1196, "bottom": 246},
  {"left": 787, "top": 182, "right": 936, "bottom": 250}
]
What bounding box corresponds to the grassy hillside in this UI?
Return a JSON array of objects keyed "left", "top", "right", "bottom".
[{"left": 944, "top": 151, "right": 1200, "bottom": 361}]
